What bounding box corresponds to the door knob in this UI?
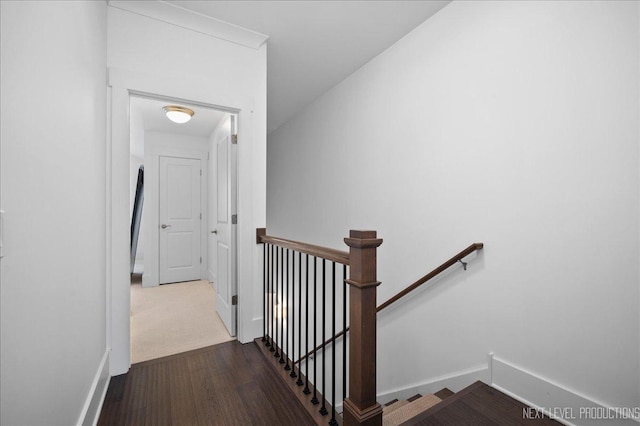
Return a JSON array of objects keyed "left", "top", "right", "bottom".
[
  {"left": 161, "top": 224, "right": 171, "bottom": 229},
  {"left": 211, "top": 229, "right": 217, "bottom": 234}
]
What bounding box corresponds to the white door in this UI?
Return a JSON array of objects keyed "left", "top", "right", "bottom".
[
  {"left": 159, "top": 156, "right": 202, "bottom": 284},
  {"left": 216, "top": 120, "right": 237, "bottom": 336}
]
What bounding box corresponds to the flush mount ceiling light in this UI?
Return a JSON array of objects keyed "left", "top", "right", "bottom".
[{"left": 162, "top": 105, "right": 194, "bottom": 124}]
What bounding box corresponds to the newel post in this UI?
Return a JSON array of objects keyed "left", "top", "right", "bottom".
[{"left": 343, "top": 230, "right": 383, "bottom": 426}]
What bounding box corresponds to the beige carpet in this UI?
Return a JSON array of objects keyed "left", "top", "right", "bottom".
[{"left": 131, "top": 278, "right": 234, "bottom": 363}]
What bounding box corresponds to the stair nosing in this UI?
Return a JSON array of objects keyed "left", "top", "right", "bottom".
[
  {"left": 398, "top": 381, "right": 486, "bottom": 426},
  {"left": 383, "top": 394, "right": 441, "bottom": 426}
]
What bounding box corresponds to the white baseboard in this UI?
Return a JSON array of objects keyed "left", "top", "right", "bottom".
[
  {"left": 377, "top": 363, "right": 490, "bottom": 405},
  {"left": 239, "top": 317, "right": 263, "bottom": 344},
  {"left": 77, "top": 350, "right": 111, "bottom": 426},
  {"left": 490, "top": 354, "right": 640, "bottom": 426},
  {"left": 373, "top": 354, "right": 638, "bottom": 426}
]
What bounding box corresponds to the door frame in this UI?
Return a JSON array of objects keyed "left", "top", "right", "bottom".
[
  {"left": 107, "top": 81, "right": 258, "bottom": 376},
  {"left": 143, "top": 139, "right": 209, "bottom": 288}
]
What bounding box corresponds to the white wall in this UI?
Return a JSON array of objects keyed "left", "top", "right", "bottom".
[
  {"left": 142, "top": 131, "right": 209, "bottom": 287},
  {"left": 129, "top": 105, "right": 145, "bottom": 217},
  {"left": 130, "top": 105, "right": 145, "bottom": 270},
  {"left": 107, "top": 5, "right": 267, "bottom": 373},
  {"left": 0, "top": 1, "right": 108, "bottom": 425},
  {"left": 267, "top": 0, "right": 639, "bottom": 409}
]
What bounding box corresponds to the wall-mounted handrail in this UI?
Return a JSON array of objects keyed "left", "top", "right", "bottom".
[
  {"left": 257, "top": 231, "right": 350, "bottom": 265},
  {"left": 376, "top": 242, "right": 483, "bottom": 312},
  {"left": 297, "top": 242, "right": 484, "bottom": 364}
]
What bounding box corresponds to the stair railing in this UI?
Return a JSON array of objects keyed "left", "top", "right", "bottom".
[
  {"left": 297, "top": 242, "right": 484, "bottom": 365},
  {"left": 257, "top": 228, "right": 383, "bottom": 426}
]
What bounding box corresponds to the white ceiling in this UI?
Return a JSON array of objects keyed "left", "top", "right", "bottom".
[
  {"left": 129, "top": 96, "right": 227, "bottom": 158},
  {"left": 165, "top": 1, "right": 451, "bottom": 133}
]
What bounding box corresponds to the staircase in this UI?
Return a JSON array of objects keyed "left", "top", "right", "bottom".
[
  {"left": 255, "top": 334, "right": 560, "bottom": 426},
  {"left": 379, "top": 381, "right": 559, "bottom": 426},
  {"left": 382, "top": 389, "right": 451, "bottom": 426},
  {"left": 255, "top": 228, "right": 563, "bottom": 426}
]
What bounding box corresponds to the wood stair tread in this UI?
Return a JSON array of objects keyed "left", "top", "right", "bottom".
[
  {"left": 383, "top": 399, "right": 410, "bottom": 414},
  {"left": 383, "top": 394, "right": 441, "bottom": 426},
  {"left": 434, "top": 388, "right": 454, "bottom": 400},
  {"left": 398, "top": 381, "right": 561, "bottom": 425}
]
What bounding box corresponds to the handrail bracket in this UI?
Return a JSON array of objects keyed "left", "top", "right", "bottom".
[{"left": 458, "top": 259, "right": 468, "bottom": 271}]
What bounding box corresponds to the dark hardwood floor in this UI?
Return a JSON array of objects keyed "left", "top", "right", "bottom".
[{"left": 98, "top": 340, "right": 315, "bottom": 426}]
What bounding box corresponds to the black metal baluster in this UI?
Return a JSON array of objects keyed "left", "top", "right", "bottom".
[
  {"left": 290, "top": 251, "right": 298, "bottom": 378},
  {"left": 268, "top": 245, "right": 274, "bottom": 350},
  {"left": 304, "top": 254, "right": 311, "bottom": 395},
  {"left": 280, "top": 248, "right": 286, "bottom": 364},
  {"left": 286, "top": 249, "right": 293, "bottom": 372},
  {"left": 320, "top": 259, "right": 328, "bottom": 416},
  {"left": 311, "top": 256, "right": 319, "bottom": 405},
  {"left": 329, "top": 262, "right": 337, "bottom": 425},
  {"left": 273, "top": 247, "right": 282, "bottom": 358},
  {"left": 296, "top": 251, "right": 304, "bottom": 386},
  {"left": 274, "top": 246, "right": 280, "bottom": 357},
  {"left": 265, "top": 244, "right": 270, "bottom": 346},
  {"left": 342, "top": 264, "right": 347, "bottom": 402},
  {"left": 262, "top": 243, "right": 266, "bottom": 342}
]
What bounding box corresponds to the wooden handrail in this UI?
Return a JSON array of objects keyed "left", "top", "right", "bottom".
[
  {"left": 256, "top": 228, "right": 482, "bottom": 426},
  {"left": 376, "top": 242, "right": 483, "bottom": 311},
  {"left": 257, "top": 228, "right": 381, "bottom": 426},
  {"left": 257, "top": 230, "right": 350, "bottom": 265},
  {"left": 296, "top": 242, "right": 484, "bottom": 364}
]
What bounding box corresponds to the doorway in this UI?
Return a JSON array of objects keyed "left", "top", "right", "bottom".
[{"left": 128, "top": 94, "right": 238, "bottom": 363}]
